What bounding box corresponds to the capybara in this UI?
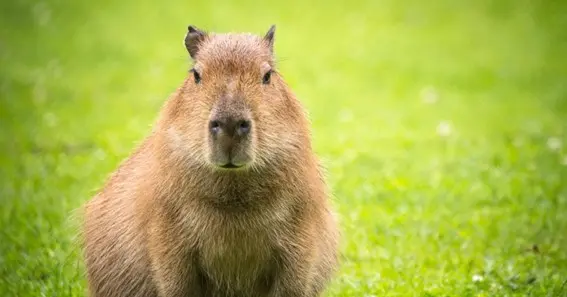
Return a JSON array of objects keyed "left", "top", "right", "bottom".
[{"left": 83, "top": 25, "right": 339, "bottom": 297}]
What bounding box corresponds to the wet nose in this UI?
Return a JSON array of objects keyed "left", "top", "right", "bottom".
[{"left": 209, "top": 117, "right": 251, "bottom": 138}]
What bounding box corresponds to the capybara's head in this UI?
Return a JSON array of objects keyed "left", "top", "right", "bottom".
[{"left": 165, "top": 25, "right": 310, "bottom": 171}]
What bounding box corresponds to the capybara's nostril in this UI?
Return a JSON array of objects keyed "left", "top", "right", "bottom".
[
  {"left": 237, "top": 120, "right": 251, "bottom": 136},
  {"left": 209, "top": 120, "right": 222, "bottom": 135}
]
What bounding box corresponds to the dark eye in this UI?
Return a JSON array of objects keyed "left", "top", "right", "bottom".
[
  {"left": 262, "top": 70, "right": 272, "bottom": 85},
  {"left": 191, "top": 68, "right": 201, "bottom": 84}
]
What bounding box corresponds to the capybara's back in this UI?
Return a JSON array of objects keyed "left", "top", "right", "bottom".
[{"left": 83, "top": 25, "right": 339, "bottom": 297}]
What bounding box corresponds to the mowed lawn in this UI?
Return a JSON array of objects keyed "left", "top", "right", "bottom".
[{"left": 1, "top": 0, "right": 567, "bottom": 296}]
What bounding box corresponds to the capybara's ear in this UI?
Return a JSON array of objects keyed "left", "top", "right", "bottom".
[
  {"left": 263, "top": 25, "right": 276, "bottom": 53},
  {"left": 185, "top": 25, "right": 207, "bottom": 59}
]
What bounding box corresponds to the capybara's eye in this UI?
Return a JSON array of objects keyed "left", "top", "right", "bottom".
[
  {"left": 191, "top": 68, "right": 201, "bottom": 84},
  {"left": 262, "top": 70, "right": 272, "bottom": 85}
]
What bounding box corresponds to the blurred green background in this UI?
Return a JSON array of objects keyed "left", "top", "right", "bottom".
[{"left": 1, "top": 0, "right": 566, "bottom": 296}]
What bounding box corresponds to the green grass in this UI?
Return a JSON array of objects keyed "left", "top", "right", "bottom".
[{"left": 1, "top": 0, "right": 567, "bottom": 296}]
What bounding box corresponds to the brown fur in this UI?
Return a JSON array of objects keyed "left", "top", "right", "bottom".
[{"left": 82, "top": 25, "right": 339, "bottom": 297}]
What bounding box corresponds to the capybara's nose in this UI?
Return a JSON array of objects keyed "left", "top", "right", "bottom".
[{"left": 209, "top": 117, "right": 251, "bottom": 138}]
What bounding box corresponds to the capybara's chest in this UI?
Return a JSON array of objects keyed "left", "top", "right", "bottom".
[{"left": 198, "top": 222, "right": 276, "bottom": 294}]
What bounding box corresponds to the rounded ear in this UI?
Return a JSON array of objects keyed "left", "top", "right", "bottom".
[
  {"left": 185, "top": 25, "right": 207, "bottom": 59},
  {"left": 263, "top": 25, "right": 276, "bottom": 53}
]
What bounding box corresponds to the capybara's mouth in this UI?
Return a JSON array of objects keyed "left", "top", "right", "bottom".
[{"left": 219, "top": 163, "right": 242, "bottom": 169}]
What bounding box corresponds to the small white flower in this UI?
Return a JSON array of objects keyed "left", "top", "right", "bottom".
[
  {"left": 436, "top": 121, "right": 452, "bottom": 137},
  {"left": 420, "top": 86, "right": 438, "bottom": 104},
  {"left": 547, "top": 137, "right": 562, "bottom": 151},
  {"left": 472, "top": 274, "right": 484, "bottom": 282}
]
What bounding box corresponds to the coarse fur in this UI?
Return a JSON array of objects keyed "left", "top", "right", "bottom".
[{"left": 82, "top": 25, "right": 339, "bottom": 297}]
